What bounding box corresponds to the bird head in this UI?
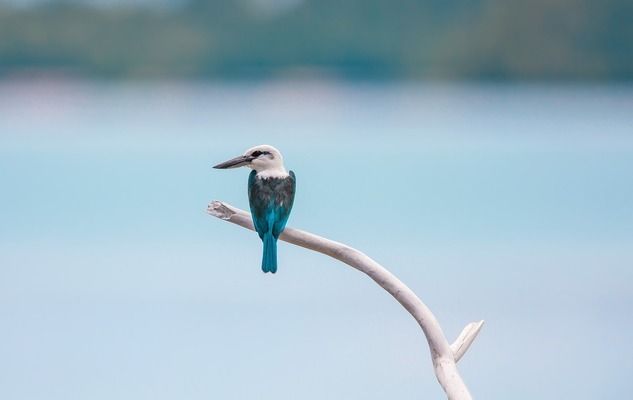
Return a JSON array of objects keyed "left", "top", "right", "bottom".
[{"left": 213, "top": 145, "right": 286, "bottom": 174}]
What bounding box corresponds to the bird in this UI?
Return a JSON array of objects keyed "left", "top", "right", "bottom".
[{"left": 213, "top": 145, "right": 296, "bottom": 274}]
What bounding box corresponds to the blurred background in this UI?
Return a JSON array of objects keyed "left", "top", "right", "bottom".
[{"left": 1, "top": 1, "right": 632, "bottom": 399}]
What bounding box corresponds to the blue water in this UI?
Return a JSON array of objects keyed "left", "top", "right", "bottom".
[{"left": 1, "top": 81, "right": 632, "bottom": 399}]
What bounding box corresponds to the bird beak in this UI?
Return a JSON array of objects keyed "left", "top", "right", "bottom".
[{"left": 213, "top": 155, "right": 253, "bottom": 169}]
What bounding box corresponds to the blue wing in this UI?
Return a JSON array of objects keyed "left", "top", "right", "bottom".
[{"left": 272, "top": 171, "right": 296, "bottom": 237}]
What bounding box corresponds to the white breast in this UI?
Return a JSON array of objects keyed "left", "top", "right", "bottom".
[{"left": 257, "top": 167, "right": 290, "bottom": 179}]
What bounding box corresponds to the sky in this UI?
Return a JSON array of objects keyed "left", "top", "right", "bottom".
[{"left": 1, "top": 80, "right": 632, "bottom": 399}]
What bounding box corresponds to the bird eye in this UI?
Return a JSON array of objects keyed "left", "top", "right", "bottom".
[{"left": 251, "top": 151, "right": 262, "bottom": 157}]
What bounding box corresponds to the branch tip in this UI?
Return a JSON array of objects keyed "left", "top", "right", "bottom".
[
  {"left": 450, "top": 320, "right": 484, "bottom": 362},
  {"left": 207, "top": 201, "right": 235, "bottom": 220}
]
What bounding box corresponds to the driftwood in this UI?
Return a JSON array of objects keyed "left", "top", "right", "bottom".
[{"left": 208, "top": 201, "right": 483, "bottom": 400}]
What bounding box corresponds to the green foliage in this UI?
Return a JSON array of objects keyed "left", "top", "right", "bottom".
[{"left": 0, "top": 0, "right": 631, "bottom": 80}]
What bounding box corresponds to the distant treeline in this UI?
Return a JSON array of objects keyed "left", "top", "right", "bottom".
[{"left": 0, "top": 0, "right": 631, "bottom": 80}]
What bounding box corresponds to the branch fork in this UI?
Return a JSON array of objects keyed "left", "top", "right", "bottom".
[{"left": 208, "top": 200, "right": 483, "bottom": 400}]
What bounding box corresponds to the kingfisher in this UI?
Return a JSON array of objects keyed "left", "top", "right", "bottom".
[{"left": 213, "top": 145, "right": 296, "bottom": 274}]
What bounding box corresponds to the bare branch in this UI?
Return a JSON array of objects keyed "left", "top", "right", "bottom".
[{"left": 207, "top": 200, "right": 483, "bottom": 400}]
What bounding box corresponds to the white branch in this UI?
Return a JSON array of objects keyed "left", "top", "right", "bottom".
[
  {"left": 207, "top": 201, "right": 483, "bottom": 400},
  {"left": 450, "top": 321, "right": 485, "bottom": 363}
]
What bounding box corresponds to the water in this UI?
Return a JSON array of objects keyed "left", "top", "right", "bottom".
[{"left": 1, "top": 80, "right": 632, "bottom": 399}]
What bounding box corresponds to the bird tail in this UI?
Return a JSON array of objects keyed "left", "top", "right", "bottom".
[{"left": 261, "top": 233, "right": 278, "bottom": 274}]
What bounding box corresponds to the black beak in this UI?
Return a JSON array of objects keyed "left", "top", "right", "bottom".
[{"left": 213, "top": 155, "right": 253, "bottom": 169}]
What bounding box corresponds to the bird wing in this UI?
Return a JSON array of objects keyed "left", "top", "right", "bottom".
[
  {"left": 272, "top": 170, "right": 296, "bottom": 237},
  {"left": 248, "top": 170, "right": 296, "bottom": 239},
  {"left": 248, "top": 170, "right": 269, "bottom": 239}
]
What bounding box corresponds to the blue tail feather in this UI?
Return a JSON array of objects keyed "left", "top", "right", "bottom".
[{"left": 262, "top": 233, "right": 278, "bottom": 273}]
